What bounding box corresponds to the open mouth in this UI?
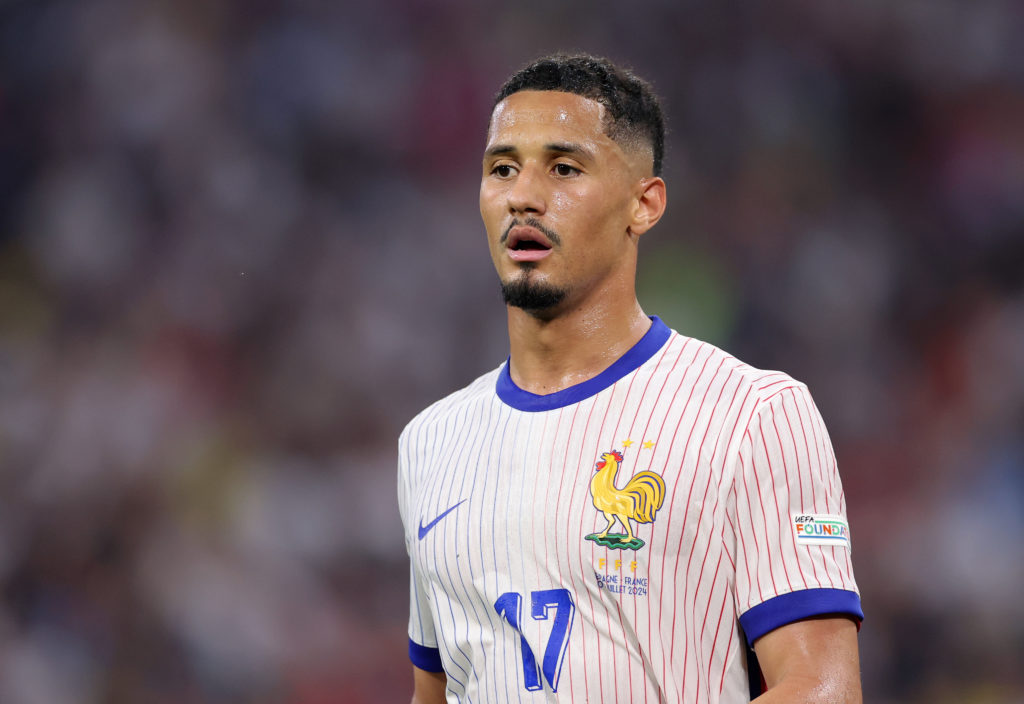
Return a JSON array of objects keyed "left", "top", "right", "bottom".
[
  {"left": 507, "top": 225, "right": 553, "bottom": 250},
  {"left": 506, "top": 227, "right": 554, "bottom": 262},
  {"left": 511, "top": 239, "right": 550, "bottom": 251}
]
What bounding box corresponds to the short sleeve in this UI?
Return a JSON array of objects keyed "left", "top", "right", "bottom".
[
  {"left": 406, "top": 561, "right": 443, "bottom": 671},
  {"left": 397, "top": 431, "right": 444, "bottom": 672},
  {"left": 727, "top": 385, "right": 863, "bottom": 646}
]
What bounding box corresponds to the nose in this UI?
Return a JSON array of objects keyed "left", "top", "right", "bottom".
[{"left": 507, "top": 164, "right": 546, "bottom": 215}]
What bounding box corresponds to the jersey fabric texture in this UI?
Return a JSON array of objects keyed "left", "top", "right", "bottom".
[{"left": 397, "top": 317, "right": 862, "bottom": 703}]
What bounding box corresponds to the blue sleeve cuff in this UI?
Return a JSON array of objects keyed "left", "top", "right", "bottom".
[
  {"left": 739, "top": 588, "right": 863, "bottom": 646},
  {"left": 409, "top": 639, "right": 444, "bottom": 672}
]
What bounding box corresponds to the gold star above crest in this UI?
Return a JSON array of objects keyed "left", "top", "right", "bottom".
[
  {"left": 642, "top": 440, "right": 655, "bottom": 450},
  {"left": 621, "top": 439, "right": 634, "bottom": 448}
]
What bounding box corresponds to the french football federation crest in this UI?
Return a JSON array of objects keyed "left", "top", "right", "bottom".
[{"left": 584, "top": 449, "right": 666, "bottom": 550}]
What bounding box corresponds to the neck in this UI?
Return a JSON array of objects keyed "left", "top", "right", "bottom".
[{"left": 506, "top": 296, "right": 651, "bottom": 395}]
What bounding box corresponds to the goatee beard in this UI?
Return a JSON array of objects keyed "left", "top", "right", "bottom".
[{"left": 500, "top": 275, "right": 568, "bottom": 314}]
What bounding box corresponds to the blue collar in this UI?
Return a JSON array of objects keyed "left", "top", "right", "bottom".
[{"left": 496, "top": 316, "right": 672, "bottom": 412}]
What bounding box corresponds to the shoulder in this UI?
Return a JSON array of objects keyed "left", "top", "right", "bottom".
[
  {"left": 399, "top": 365, "right": 503, "bottom": 452},
  {"left": 660, "top": 330, "right": 814, "bottom": 424},
  {"left": 666, "top": 332, "right": 808, "bottom": 398}
]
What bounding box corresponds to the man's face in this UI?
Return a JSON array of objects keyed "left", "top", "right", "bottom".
[{"left": 480, "top": 90, "right": 646, "bottom": 316}]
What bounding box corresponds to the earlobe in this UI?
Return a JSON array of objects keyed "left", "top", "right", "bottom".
[{"left": 629, "top": 177, "right": 667, "bottom": 237}]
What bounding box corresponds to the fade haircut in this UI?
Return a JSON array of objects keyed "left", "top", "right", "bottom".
[{"left": 493, "top": 54, "right": 666, "bottom": 177}]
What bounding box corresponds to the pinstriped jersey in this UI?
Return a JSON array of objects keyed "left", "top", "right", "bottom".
[{"left": 397, "top": 317, "right": 862, "bottom": 703}]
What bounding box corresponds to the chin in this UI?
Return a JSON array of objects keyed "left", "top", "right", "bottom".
[{"left": 500, "top": 273, "right": 568, "bottom": 314}]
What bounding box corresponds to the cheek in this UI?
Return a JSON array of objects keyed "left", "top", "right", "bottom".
[
  {"left": 549, "top": 189, "right": 577, "bottom": 212},
  {"left": 480, "top": 181, "right": 505, "bottom": 214},
  {"left": 560, "top": 194, "right": 617, "bottom": 240},
  {"left": 549, "top": 182, "right": 596, "bottom": 215},
  {"left": 480, "top": 197, "right": 505, "bottom": 238},
  {"left": 556, "top": 183, "right": 627, "bottom": 222},
  {"left": 548, "top": 190, "right": 601, "bottom": 242}
]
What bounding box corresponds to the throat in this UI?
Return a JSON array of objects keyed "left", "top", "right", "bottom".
[{"left": 506, "top": 304, "right": 651, "bottom": 395}]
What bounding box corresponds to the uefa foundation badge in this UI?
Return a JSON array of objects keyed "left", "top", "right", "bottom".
[{"left": 792, "top": 514, "right": 851, "bottom": 549}]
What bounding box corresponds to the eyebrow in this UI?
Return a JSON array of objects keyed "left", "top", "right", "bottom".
[
  {"left": 544, "top": 142, "right": 594, "bottom": 160},
  {"left": 484, "top": 145, "right": 517, "bottom": 158},
  {"left": 483, "top": 142, "right": 595, "bottom": 161}
]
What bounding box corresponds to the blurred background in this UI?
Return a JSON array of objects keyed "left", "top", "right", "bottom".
[{"left": 0, "top": 0, "right": 1022, "bottom": 702}]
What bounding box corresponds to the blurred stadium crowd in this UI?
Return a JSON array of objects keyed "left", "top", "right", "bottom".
[{"left": 0, "top": 0, "right": 1022, "bottom": 702}]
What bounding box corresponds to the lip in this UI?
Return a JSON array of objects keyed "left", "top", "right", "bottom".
[
  {"left": 508, "top": 248, "right": 553, "bottom": 262},
  {"left": 506, "top": 225, "right": 554, "bottom": 262}
]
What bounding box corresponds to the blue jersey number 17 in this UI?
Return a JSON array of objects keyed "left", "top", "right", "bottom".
[{"left": 494, "top": 588, "right": 575, "bottom": 692}]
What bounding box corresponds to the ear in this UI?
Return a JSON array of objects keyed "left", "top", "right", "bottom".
[{"left": 627, "top": 177, "right": 667, "bottom": 238}]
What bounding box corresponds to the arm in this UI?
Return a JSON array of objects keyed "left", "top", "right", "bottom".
[
  {"left": 412, "top": 665, "right": 447, "bottom": 704},
  {"left": 752, "top": 616, "right": 861, "bottom": 703},
  {"left": 400, "top": 433, "right": 447, "bottom": 704},
  {"left": 731, "top": 386, "right": 864, "bottom": 701}
]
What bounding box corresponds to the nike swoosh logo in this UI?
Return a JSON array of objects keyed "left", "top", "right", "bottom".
[{"left": 418, "top": 500, "right": 467, "bottom": 540}]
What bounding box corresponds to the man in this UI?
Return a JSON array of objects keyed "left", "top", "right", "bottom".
[{"left": 398, "top": 54, "right": 863, "bottom": 703}]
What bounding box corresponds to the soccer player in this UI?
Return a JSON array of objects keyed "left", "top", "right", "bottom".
[{"left": 397, "top": 54, "right": 863, "bottom": 703}]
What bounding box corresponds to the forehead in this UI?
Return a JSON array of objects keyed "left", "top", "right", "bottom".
[{"left": 486, "top": 90, "right": 611, "bottom": 148}]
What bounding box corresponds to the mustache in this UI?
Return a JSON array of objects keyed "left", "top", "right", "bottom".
[{"left": 500, "top": 218, "right": 562, "bottom": 247}]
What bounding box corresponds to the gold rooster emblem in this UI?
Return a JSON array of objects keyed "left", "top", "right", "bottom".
[{"left": 585, "top": 449, "right": 666, "bottom": 550}]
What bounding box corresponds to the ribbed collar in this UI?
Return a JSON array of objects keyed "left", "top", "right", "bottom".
[{"left": 496, "top": 316, "right": 671, "bottom": 412}]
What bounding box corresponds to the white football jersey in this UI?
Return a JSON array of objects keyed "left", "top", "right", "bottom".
[{"left": 397, "top": 317, "right": 861, "bottom": 703}]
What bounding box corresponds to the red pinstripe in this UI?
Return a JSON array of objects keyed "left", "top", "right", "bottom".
[
  {"left": 682, "top": 476, "right": 722, "bottom": 699},
  {"left": 700, "top": 551, "right": 726, "bottom": 692},
  {"left": 601, "top": 362, "right": 650, "bottom": 700},
  {"left": 717, "top": 597, "right": 739, "bottom": 695},
  {"left": 753, "top": 417, "right": 790, "bottom": 593},
  {"left": 666, "top": 360, "right": 734, "bottom": 696},
  {"left": 610, "top": 333, "right": 679, "bottom": 702},
  {"left": 684, "top": 370, "right": 750, "bottom": 697},
  {"left": 713, "top": 523, "right": 737, "bottom": 694},
  {"left": 636, "top": 337, "right": 692, "bottom": 694},
  {"left": 575, "top": 381, "right": 623, "bottom": 702},
  {"left": 785, "top": 392, "right": 828, "bottom": 588},
  {"left": 622, "top": 338, "right": 697, "bottom": 691},
  {"left": 737, "top": 446, "right": 770, "bottom": 605},
  {"left": 647, "top": 345, "right": 716, "bottom": 691},
  {"left": 781, "top": 395, "right": 806, "bottom": 509},
  {"left": 757, "top": 413, "right": 796, "bottom": 593},
  {"left": 768, "top": 404, "right": 806, "bottom": 587},
  {"left": 802, "top": 390, "right": 841, "bottom": 589},
  {"left": 721, "top": 512, "right": 737, "bottom": 572},
  {"left": 804, "top": 393, "right": 853, "bottom": 590}
]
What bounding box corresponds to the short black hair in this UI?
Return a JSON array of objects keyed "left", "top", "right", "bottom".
[{"left": 493, "top": 53, "right": 665, "bottom": 177}]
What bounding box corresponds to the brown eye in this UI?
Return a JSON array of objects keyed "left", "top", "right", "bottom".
[
  {"left": 554, "top": 163, "right": 578, "bottom": 177},
  {"left": 493, "top": 164, "right": 514, "bottom": 178}
]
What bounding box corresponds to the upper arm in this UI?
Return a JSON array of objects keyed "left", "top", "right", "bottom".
[
  {"left": 752, "top": 616, "right": 861, "bottom": 703},
  {"left": 400, "top": 430, "right": 445, "bottom": 687},
  {"left": 732, "top": 386, "right": 859, "bottom": 604},
  {"left": 730, "top": 385, "right": 863, "bottom": 643},
  {"left": 412, "top": 665, "right": 447, "bottom": 704}
]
